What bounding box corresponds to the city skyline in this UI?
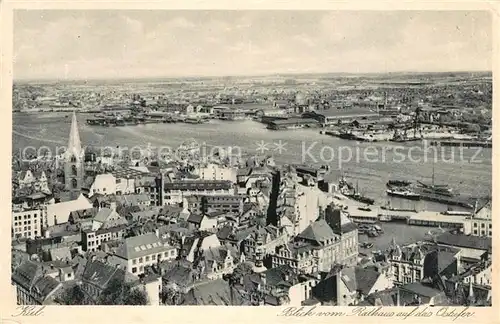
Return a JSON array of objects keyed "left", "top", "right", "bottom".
[{"left": 14, "top": 10, "right": 492, "bottom": 80}]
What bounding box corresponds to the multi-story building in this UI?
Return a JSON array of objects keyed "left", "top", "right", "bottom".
[
  {"left": 243, "top": 225, "right": 288, "bottom": 261},
  {"left": 13, "top": 170, "right": 50, "bottom": 193},
  {"left": 135, "top": 175, "right": 162, "bottom": 206},
  {"left": 12, "top": 208, "right": 43, "bottom": 239},
  {"left": 273, "top": 206, "right": 358, "bottom": 275},
  {"left": 387, "top": 241, "right": 425, "bottom": 285},
  {"left": 11, "top": 260, "right": 63, "bottom": 305},
  {"left": 45, "top": 193, "right": 93, "bottom": 227},
  {"left": 163, "top": 180, "right": 234, "bottom": 205},
  {"left": 199, "top": 245, "right": 240, "bottom": 280},
  {"left": 81, "top": 224, "right": 127, "bottom": 252},
  {"left": 183, "top": 194, "right": 244, "bottom": 214},
  {"left": 464, "top": 200, "right": 492, "bottom": 237},
  {"left": 87, "top": 174, "right": 117, "bottom": 196},
  {"left": 387, "top": 241, "right": 460, "bottom": 285},
  {"left": 267, "top": 168, "right": 332, "bottom": 237},
  {"left": 322, "top": 204, "right": 358, "bottom": 267},
  {"left": 198, "top": 163, "right": 237, "bottom": 183},
  {"left": 114, "top": 233, "right": 178, "bottom": 276},
  {"left": 272, "top": 241, "right": 319, "bottom": 274}
]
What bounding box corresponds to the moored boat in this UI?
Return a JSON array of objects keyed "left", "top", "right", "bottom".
[
  {"left": 386, "top": 180, "right": 412, "bottom": 187},
  {"left": 386, "top": 188, "right": 421, "bottom": 200}
]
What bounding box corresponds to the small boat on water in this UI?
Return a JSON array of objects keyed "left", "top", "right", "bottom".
[
  {"left": 360, "top": 242, "right": 374, "bottom": 249},
  {"left": 386, "top": 188, "right": 421, "bottom": 200},
  {"left": 348, "top": 193, "right": 375, "bottom": 205},
  {"left": 386, "top": 180, "right": 412, "bottom": 187}
]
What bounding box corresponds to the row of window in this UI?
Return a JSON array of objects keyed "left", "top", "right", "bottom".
[
  {"left": 473, "top": 222, "right": 492, "bottom": 229},
  {"left": 14, "top": 219, "right": 37, "bottom": 226},
  {"left": 131, "top": 250, "right": 176, "bottom": 265},
  {"left": 14, "top": 226, "right": 35, "bottom": 232},
  {"left": 13, "top": 214, "right": 39, "bottom": 221},
  {"left": 472, "top": 229, "right": 492, "bottom": 236}
]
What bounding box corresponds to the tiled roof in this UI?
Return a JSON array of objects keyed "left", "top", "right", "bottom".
[
  {"left": 182, "top": 279, "right": 245, "bottom": 305},
  {"left": 49, "top": 247, "right": 72, "bottom": 261},
  {"left": 111, "top": 167, "right": 147, "bottom": 179},
  {"left": 187, "top": 213, "right": 204, "bottom": 224},
  {"left": 115, "top": 194, "right": 150, "bottom": 206},
  {"left": 297, "top": 219, "right": 338, "bottom": 245},
  {"left": 12, "top": 260, "right": 42, "bottom": 290},
  {"left": 114, "top": 233, "right": 173, "bottom": 260},
  {"left": 261, "top": 264, "right": 299, "bottom": 287},
  {"left": 32, "top": 276, "right": 62, "bottom": 303},
  {"left": 82, "top": 259, "right": 126, "bottom": 289},
  {"left": 340, "top": 267, "right": 381, "bottom": 296},
  {"left": 93, "top": 208, "right": 114, "bottom": 223},
  {"left": 435, "top": 232, "right": 492, "bottom": 251},
  {"left": 423, "top": 250, "right": 457, "bottom": 277},
  {"left": 400, "top": 282, "right": 444, "bottom": 298}
]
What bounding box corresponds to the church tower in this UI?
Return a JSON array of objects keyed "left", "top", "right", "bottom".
[{"left": 64, "top": 111, "right": 84, "bottom": 198}]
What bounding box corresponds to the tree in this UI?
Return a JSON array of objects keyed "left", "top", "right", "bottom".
[
  {"left": 97, "top": 278, "right": 149, "bottom": 305},
  {"left": 59, "top": 285, "right": 92, "bottom": 305},
  {"left": 225, "top": 262, "right": 254, "bottom": 286}
]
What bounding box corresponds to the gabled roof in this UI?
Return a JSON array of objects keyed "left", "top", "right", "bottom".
[
  {"left": 260, "top": 264, "right": 299, "bottom": 287},
  {"left": 340, "top": 266, "right": 381, "bottom": 296},
  {"left": 82, "top": 259, "right": 127, "bottom": 289},
  {"left": 32, "top": 276, "right": 62, "bottom": 303},
  {"left": 424, "top": 250, "right": 457, "bottom": 277},
  {"left": 12, "top": 260, "right": 42, "bottom": 290},
  {"left": 93, "top": 208, "right": 114, "bottom": 223},
  {"left": 296, "top": 219, "right": 338, "bottom": 245},
  {"left": 182, "top": 279, "right": 246, "bottom": 305},
  {"left": 114, "top": 233, "right": 172, "bottom": 260},
  {"left": 400, "top": 282, "right": 444, "bottom": 298},
  {"left": 49, "top": 246, "right": 72, "bottom": 262},
  {"left": 187, "top": 213, "right": 204, "bottom": 225}
]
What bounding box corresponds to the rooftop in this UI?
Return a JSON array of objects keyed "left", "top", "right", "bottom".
[
  {"left": 115, "top": 233, "right": 173, "bottom": 260},
  {"left": 435, "top": 232, "right": 492, "bottom": 252}
]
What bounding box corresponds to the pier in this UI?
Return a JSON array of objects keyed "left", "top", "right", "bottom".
[{"left": 429, "top": 140, "right": 492, "bottom": 148}]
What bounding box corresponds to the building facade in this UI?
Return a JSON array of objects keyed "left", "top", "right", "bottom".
[
  {"left": 163, "top": 180, "right": 234, "bottom": 205},
  {"left": 114, "top": 233, "right": 178, "bottom": 276},
  {"left": 12, "top": 208, "right": 43, "bottom": 239}
]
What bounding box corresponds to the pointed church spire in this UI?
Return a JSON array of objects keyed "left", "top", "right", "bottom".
[{"left": 66, "top": 110, "right": 83, "bottom": 161}]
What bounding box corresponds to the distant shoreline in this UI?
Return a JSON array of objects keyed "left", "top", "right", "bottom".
[{"left": 12, "top": 71, "right": 493, "bottom": 84}]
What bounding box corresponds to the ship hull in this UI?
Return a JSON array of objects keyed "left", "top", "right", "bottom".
[{"left": 386, "top": 190, "right": 421, "bottom": 200}]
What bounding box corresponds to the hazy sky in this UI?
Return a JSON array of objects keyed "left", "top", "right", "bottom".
[{"left": 14, "top": 10, "right": 492, "bottom": 80}]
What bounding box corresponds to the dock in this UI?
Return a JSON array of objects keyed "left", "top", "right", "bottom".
[
  {"left": 429, "top": 140, "right": 492, "bottom": 148},
  {"left": 407, "top": 211, "right": 467, "bottom": 228},
  {"left": 414, "top": 189, "right": 474, "bottom": 209}
]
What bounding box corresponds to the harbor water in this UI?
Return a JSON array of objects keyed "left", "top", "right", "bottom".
[{"left": 13, "top": 112, "right": 492, "bottom": 214}]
